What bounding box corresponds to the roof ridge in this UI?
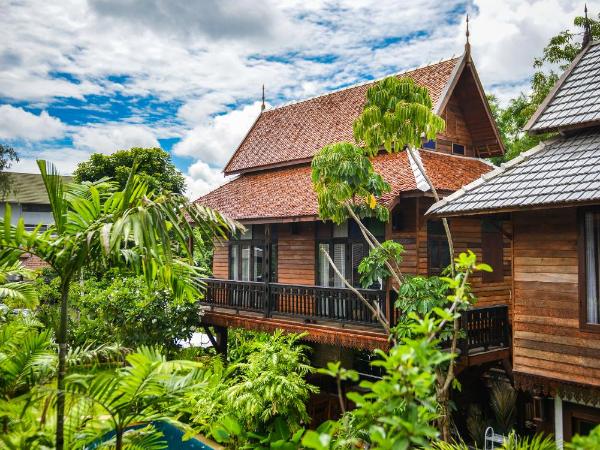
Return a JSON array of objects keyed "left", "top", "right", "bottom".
[
  {"left": 266, "top": 56, "right": 461, "bottom": 112},
  {"left": 426, "top": 137, "right": 559, "bottom": 215}
]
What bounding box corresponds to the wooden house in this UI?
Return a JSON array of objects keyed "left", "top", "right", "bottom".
[
  {"left": 195, "top": 46, "right": 511, "bottom": 373},
  {"left": 428, "top": 37, "right": 600, "bottom": 445}
]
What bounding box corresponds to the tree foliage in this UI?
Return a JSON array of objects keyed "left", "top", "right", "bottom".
[
  {"left": 35, "top": 270, "right": 204, "bottom": 354},
  {"left": 353, "top": 77, "right": 445, "bottom": 154},
  {"left": 73, "top": 147, "right": 186, "bottom": 194},
  {"left": 0, "top": 160, "right": 237, "bottom": 449},
  {"left": 0, "top": 143, "right": 19, "bottom": 200}
]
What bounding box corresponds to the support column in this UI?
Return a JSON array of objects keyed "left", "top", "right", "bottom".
[
  {"left": 555, "top": 396, "right": 564, "bottom": 449},
  {"left": 215, "top": 326, "right": 228, "bottom": 362}
]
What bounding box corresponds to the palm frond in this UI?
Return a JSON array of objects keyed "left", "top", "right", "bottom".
[{"left": 37, "top": 160, "right": 67, "bottom": 233}]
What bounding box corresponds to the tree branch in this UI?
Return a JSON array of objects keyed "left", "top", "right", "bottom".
[
  {"left": 320, "top": 247, "right": 392, "bottom": 337},
  {"left": 406, "top": 147, "right": 455, "bottom": 276}
]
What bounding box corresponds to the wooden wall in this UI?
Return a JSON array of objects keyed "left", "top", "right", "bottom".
[
  {"left": 212, "top": 240, "right": 229, "bottom": 279},
  {"left": 276, "top": 222, "right": 316, "bottom": 285},
  {"left": 386, "top": 197, "right": 512, "bottom": 309},
  {"left": 437, "top": 94, "right": 475, "bottom": 157},
  {"left": 512, "top": 208, "right": 600, "bottom": 388}
]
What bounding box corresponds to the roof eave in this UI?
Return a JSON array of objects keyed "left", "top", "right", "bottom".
[{"left": 428, "top": 198, "right": 600, "bottom": 218}]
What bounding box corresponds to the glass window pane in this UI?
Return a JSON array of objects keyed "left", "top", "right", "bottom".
[
  {"left": 318, "top": 243, "right": 330, "bottom": 287},
  {"left": 333, "top": 221, "right": 348, "bottom": 238},
  {"left": 586, "top": 212, "right": 600, "bottom": 324},
  {"left": 230, "top": 245, "right": 239, "bottom": 280},
  {"left": 253, "top": 245, "right": 264, "bottom": 282},
  {"left": 333, "top": 243, "right": 346, "bottom": 288},
  {"left": 241, "top": 245, "right": 250, "bottom": 281}
]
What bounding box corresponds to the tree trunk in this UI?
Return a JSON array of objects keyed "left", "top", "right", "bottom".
[
  {"left": 116, "top": 428, "right": 123, "bottom": 450},
  {"left": 55, "top": 280, "right": 70, "bottom": 450}
]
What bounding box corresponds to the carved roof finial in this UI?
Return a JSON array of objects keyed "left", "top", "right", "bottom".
[
  {"left": 582, "top": 4, "right": 592, "bottom": 48},
  {"left": 465, "top": 14, "right": 471, "bottom": 55},
  {"left": 261, "top": 84, "right": 265, "bottom": 111}
]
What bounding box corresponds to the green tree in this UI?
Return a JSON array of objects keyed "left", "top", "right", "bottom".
[
  {"left": 312, "top": 75, "right": 467, "bottom": 440},
  {"left": 0, "top": 144, "right": 19, "bottom": 200},
  {"left": 73, "top": 147, "right": 186, "bottom": 194},
  {"left": 0, "top": 161, "right": 236, "bottom": 450}
]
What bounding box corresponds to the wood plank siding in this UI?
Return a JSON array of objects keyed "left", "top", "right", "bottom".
[
  {"left": 512, "top": 208, "right": 600, "bottom": 388},
  {"left": 212, "top": 241, "right": 229, "bottom": 279},
  {"left": 277, "top": 222, "right": 316, "bottom": 285}
]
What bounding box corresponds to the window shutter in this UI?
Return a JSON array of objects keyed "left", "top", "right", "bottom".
[{"left": 482, "top": 221, "right": 504, "bottom": 283}]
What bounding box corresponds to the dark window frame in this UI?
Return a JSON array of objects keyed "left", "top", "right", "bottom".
[
  {"left": 227, "top": 225, "right": 277, "bottom": 282},
  {"left": 427, "top": 220, "right": 451, "bottom": 276},
  {"left": 579, "top": 206, "right": 600, "bottom": 333},
  {"left": 452, "top": 143, "right": 465, "bottom": 155}
]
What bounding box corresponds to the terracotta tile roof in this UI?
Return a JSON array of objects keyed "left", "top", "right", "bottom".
[
  {"left": 197, "top": 150, "right": 492, "bottom": 221},
  {"left": 224, "top": 57, "right": 461, "bottom": 175}
]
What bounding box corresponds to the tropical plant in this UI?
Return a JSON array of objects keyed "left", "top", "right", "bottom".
[
  {"left": 490, "top": 381, "right": 517, "bottom": 434},
  {"left": 567, "top": 423, "right": 600, "bottom": 449},
  {"left": 500, "top": 431, "right": 555, "bottom": 450},
  {"left": 0, "top": 160, "right": 237, "bottom": 449},
  {"left": 221, "top": 331, "right": 317, "bottom": 433},
  {"left": 466, "top": 404, "right": 486, "bottom": 448},
  {"left": 0, "top": 255, "right": 38, "bottom": 310},
  {"left": 66, "top": 346, "right": 206, "bottom": 450}
]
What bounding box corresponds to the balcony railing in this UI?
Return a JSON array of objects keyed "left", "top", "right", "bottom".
[
  {"left": 459, "top": 305, "right": 510, "bottom": 354},
  {"left": 200, "top": 279, "right": 511, "bottom": 354},
  {"left": 201, "top": 278, "right": 385, "bottom": 326}
]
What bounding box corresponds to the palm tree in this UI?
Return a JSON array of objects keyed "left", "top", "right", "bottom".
[{"left": 0, "top": 161, "right": 237, "bottom": 449}]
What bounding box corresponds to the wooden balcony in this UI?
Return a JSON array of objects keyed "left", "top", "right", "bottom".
[{"left": 199, "top": 278, "right": 511, "bottom": 363}]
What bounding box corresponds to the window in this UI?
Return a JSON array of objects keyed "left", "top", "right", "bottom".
[
  {"left": 452, "top": 143, "right": 465, "bottom": 155},
  {"left": 228, "top": 224, "right": 276, "bottom": 282},
  {"left": 230, "top": 245, "right": 240, "bottom": 281},
  {"left": 481, "top": 219, "right": 504, "bottom": 283},
  {"left": 583, "top": 210, "right": 600, "bottom": 325},
  {"left": 427, "top": 220, "right": 451, "bottom": 275},
  {"left": 423, "top": 139, "right": 436, "bottom": 150},
  {"left": 22, "top": 203, "right": 52, "bottom": 213},
  {"left": 316, "top": 219, "right": 384, "bottom": 288}
]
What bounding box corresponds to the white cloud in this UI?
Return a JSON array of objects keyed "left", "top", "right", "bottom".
[
  {"left": 0, "top": 105, "right": 65, "bottom": 141},
  {"left": 2, "top": 0, "right": 600, "bottom": 192},
  {"left": 72, "top": 124, "right": 160, "bottom": 153},
  {"left": 173, "top": 101, "right": 262, "bottom": 166},
  {"left": 184, "top": 160, "right": 230, "bottom": 200},
  {"left": 11, "top": 148, "right": 95, "bottom": 175}
]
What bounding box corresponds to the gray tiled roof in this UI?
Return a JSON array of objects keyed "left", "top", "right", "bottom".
[
  {"left": 428, "top": 128, "right": 600, "bottom": 216},
  {"left": 527, "top": 41, "right": 600, "bottom": 133}
]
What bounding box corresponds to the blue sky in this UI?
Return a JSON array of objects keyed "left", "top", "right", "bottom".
[{"left": 0, "top": 0, "right": 595, "bottom": 198}]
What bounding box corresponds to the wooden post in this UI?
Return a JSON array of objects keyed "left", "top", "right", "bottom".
[{"left": 215, "top": 326, "right": 228, "bottom": 361}]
